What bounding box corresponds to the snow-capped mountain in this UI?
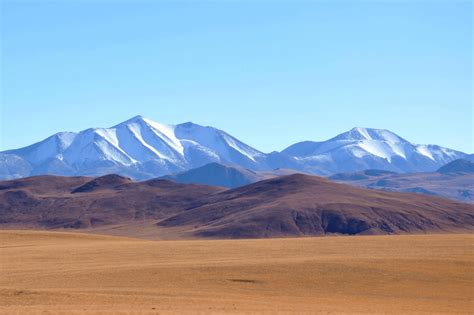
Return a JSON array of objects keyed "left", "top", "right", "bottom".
[
  {"left": 0, "top": 118, "right": 469, "bottom": 179},
  {"left": 282, "top": 127, "right": 467, "bottom": 175},
  {"left": 0, "top": 116, "right": 270, "bottom": 179}
]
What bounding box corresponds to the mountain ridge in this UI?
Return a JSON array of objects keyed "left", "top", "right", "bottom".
[
  {"left": 1, "top": 173, "right": 472, "bottom": 239},
  {"left": 0, "top": 116, "right": 469, "bottom": 179},
  {"left": 437, "top": 159, "right": 474, "bottom": 174},
  {"left": 330, "top": 167, "right": 474, "bottom": 203}
]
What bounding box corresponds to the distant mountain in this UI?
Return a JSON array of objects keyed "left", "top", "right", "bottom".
[
  {"left": 329, "top": 169, "right": 397, "bottom": 181},
  {"left": 162, "top": 162, "right": 300, "bottom": 188},
  {"left": 1, "top": 174, "right": 472, "bottom": 239},
  {"left": 282, "top": 127, "right": 467, "bottom": 175},
  {"left": 330, "top": 168, "right": 474, "bottom": 202},
  {"left": 0, "top": 116, "right": 273, "bottom": 179},
  {"left": 437, "top": 159, "right": 474, "bottom": 174},
  {"left": 0, "top": 117, "right": 469, "bottom": 179},
  {"left": 162, "top": 163, "right": 261, "bottom": 188},
  {"left": 463, "top": 154, "right": 474, "bottom": 162}
]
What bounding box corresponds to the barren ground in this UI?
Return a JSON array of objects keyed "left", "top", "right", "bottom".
[{"left": 1, "top": 231, "right": 473, "bottom": 314}]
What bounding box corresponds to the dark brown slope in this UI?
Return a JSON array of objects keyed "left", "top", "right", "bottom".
[
  {"left": 0, "top": 175, "right": 92, "bottom": 195},
  {"left": 158, "top": 174, "right": 474, "bottom": 238},
  {"left": 0, "top": 174, "right": 224, "bottom": 229},
  {"left": 1, "top": 174, "right": 472, "bottom": 239}
]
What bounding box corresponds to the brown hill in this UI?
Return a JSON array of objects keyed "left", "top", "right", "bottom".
[
  {"left": 158, "top": 174, "right": 474, "bottom": 238},
  {"left": 0, "top": 174, "right": 224, "bottom": 230},
  {"left": 0, "top": 174, "right": 472, "bottom": 239},
  {"left": 71, "top": 174, "right": 133, "bottom": 193}
]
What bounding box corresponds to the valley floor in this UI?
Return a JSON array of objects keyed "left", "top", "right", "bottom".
[{"left": 0, "top": 231, "right": 473, "bottom": 314}]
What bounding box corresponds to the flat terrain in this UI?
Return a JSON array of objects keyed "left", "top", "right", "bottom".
[{"left": 1, "top": 231, "right": 473, "bottom": 314}]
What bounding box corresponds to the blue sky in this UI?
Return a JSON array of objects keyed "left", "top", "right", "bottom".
[{"left": 1, "top": 1, "right": 472, "bottom": 153}]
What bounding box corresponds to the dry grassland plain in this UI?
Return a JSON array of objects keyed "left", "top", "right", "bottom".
[{"left": 1, "top": 230, "right": 473, "bottom": 314}]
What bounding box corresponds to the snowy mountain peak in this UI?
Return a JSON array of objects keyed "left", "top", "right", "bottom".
[
  {"left": 333, "top": 127, "right": 407, "bottom": 143},
  {"left": 0, "top": 117, "right": 469, "bottom": 180},
  {"left": 1, "top": 116, "right": 271, "bottom": 179},
  {"left": 281, "top": 126, "right": 467, "bottom": 175},
  {"left": 113, "top": 115, "right": 152, "bottom": 127}
]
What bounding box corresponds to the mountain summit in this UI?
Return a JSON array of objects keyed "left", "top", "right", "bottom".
[
  {"left": 282, "top": 127, "right": 465, "bottom": 174},
  {"left": 332, "top": 127, "right": 408, "bottom": 142},
  {"left": 0, "top": 116, "right": 269, "bottom": 179},
  {"left": 0, "top": 116, "right": 469, "bottom": 179}
]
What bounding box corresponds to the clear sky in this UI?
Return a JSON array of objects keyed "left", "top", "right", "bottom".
[{"left": 1, "top": 1, "right": 472, "bottom": 153}]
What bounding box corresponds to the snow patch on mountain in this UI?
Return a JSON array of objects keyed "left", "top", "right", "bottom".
[
  {"left": 0, "top": 118, "right": 469, "bottom": 179},
  {"left": 415, "top": 145, "right": 435, "bottom": 161},
  {"left": 282, "top": 127, "right": 467, "bottom": 174}
]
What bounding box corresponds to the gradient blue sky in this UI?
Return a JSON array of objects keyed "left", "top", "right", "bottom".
[{"left": 1, "top": 1, "right": 472, "bottom": 153}]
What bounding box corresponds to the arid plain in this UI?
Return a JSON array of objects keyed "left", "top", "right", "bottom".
[{"left": 1, "top": 230, "right": 472, "bottom": 314}]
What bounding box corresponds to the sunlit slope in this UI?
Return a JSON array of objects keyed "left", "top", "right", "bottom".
[{"left": 1, "top": 231, "right": 472, "bottom": 314}]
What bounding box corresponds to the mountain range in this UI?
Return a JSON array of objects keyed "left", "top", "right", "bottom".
[
  {"left": 161, "top": 162, "right": 297, "bottom": 188},
  {"left": 329, "top": 159, "right": 474, "bottom": 203},
  {"left": 157, "top": 159, "right": 473, "bottom": 202},
  {"left": 0, "top": 115, "right": 470, "bottom": 179},
  {"left": 1, "top": 173, "right": 472, "bottom": 239}
]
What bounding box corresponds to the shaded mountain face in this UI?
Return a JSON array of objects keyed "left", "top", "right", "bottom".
[
  {"left": 1, "top": 174, "right": 471, "bottom": 239},
  {"left": 437, "top": 159, "right": 474, "bottom": 174},
  {"left": 330, "top": 169, "right": 397, "bottom": 181},
  {"left": 157, "top": 174, "right": 474, "bottom": 238},
  {"left": 330, "top": 169, "right": 474, "bottom": 203},
  {"left": 161, "top": 163, "right": 263, "bottom": 188},
  {"left": 0, "top": 117, "right": 469, "bottom": 180},
  {"left": 161, "top": 162, "right": 299, "bottom": 188}
]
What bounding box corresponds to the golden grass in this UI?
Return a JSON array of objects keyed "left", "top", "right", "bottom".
[{"left": 1, "top": 230, "right": 473, "bottom": 314}]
